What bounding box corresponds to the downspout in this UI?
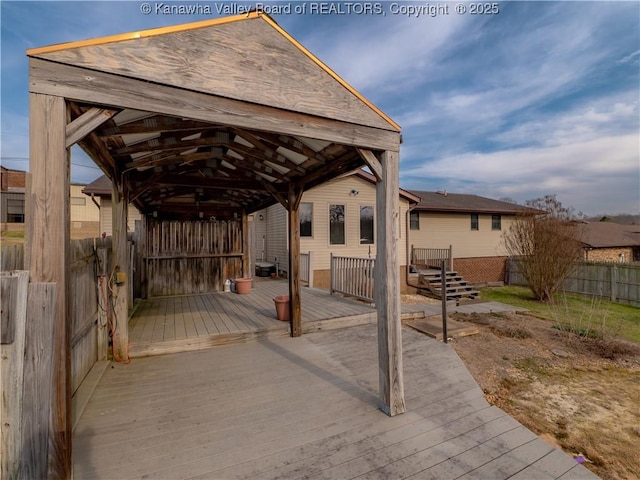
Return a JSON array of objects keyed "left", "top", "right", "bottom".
[
  {"left": 405, "top": 205, "right": 422, "bottom": 290},
  {"left": 90, "top": 193, "right": 100, "bottom": 210}
]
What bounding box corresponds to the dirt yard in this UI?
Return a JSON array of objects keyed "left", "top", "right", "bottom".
[{"left": 448, "top": 311, "right": 640, "bottom": 480}]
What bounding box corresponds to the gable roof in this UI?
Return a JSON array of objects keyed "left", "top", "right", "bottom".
[
  {"left": 409, "top": 190, "right": 540, "bottom": 215},
  {"left": 580, "top": 222, "right": 640, "bottom": 248},
  {"left": 28, "top": 12, "right": 398, "bottom": 132}
]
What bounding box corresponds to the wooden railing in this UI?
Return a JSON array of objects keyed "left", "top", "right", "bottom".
[
  {"left": 411, "top": 245, "right": 453, "bottom": 270},
  {"left": 300, "top": 251, "right": 313, "bottom": 287},
  {"left": 330, "top": 254, "right": 375, "bottom": 302}
]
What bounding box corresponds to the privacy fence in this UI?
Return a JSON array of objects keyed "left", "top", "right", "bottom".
[{"left": 506, "top": 258, "right": 640, "bottom": 308}]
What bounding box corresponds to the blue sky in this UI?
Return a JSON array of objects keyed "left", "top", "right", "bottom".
[{"left": 1, "top": 1, "right": 639, "bottom": 215}]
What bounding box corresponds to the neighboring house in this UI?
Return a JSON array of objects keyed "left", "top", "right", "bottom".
[
  {"left": 0, "top": 166, "right": 26, "bottom": 224},
  {"left": 580, "top": 221, "right": 640, "bottom": 263},
  {"left": 83, "top": 175, "right": 142, "bottom": 235},
  {"left": 1, "top": 166, "right": 98, "bottom": 237},
  {"left": 407, "top": 191, "right": 539, "bottom": 284},
  {"left": 253, "top": 170, "right": 420, "bottom": 292}
]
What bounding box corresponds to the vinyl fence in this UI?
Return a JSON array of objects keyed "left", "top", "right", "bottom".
[
  {"left": 330, "top": 254, "right": 375, "bottom": 302},
  {"left": 506, "top": 258, "right": 640, "bottom": 308}
]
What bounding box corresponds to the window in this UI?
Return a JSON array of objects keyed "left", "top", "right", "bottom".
[
  {"left": 6, "top": 199, "right": 24, "bottom": 223},
  {"left": 360, "top": 205, "right": 374, "bottom": 244},
  {"left": 71, "top": 197, "right": 86, "bottom": 206},
  {"left": 299, "top": 203, "right": 313, "bottom": 237},
  {"left": 492, "top": 214, "right": 502, "bottom": 231},
  {"left": 471, "top": 214, "right": 479, "bottom": 230},
  {"left": 633, "top": 247, "right": 640, "bottom": 262},
  {"left": 329, "top": 204, "right": 345, "bottom": 245},
  {"left": 410, "top": 211, "right": 420, "bottom": 230}
]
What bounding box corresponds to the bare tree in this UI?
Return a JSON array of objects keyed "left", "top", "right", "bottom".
[{"left": 503, "top": 195, "right": 583, "bottom": 302}]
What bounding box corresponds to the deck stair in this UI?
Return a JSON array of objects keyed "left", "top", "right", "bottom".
[{"left": 417, "top": 270, "right": 479, "bottom": 301}]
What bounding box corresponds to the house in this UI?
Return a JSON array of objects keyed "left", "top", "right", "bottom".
[
  {"left": 82, "top": 175, "right": 142, "bottom": 235},
  {"left": 1, "top": 166, "right": 99, "bottom": 237},
  {"left": 407, "top": 191, "right": 539, "bottom": 284},
  {"left": 580, "top": 221, "right": 640, "bottom": 263},
  {"left": 253, "top": 170, "right": 420, "bottom": 292},
  {"left": 0, "top": 166, "right": 26, "bottom": 225}
]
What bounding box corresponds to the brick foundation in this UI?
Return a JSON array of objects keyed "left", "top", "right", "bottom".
[{"left": 453, "top": 256, "right": 507, "bottom": 285}]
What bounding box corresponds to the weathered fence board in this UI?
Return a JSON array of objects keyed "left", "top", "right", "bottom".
[
  {"left": 507, "top": 258, "right": 640, "bottom": 307},
  {"left": 0, "top": 244, "right": 24, "bottom": 271},
  {"left": 0, "top": 271, "right": 29, "bottom": 479},
  {"left": 21, "top": 282, "right": 56, "bottom": 480},
  {"left": 145, "top": 219, "right": 244, "bottom": 296},
  {"left": 330, "top": 254, "right": 375, "bottom": 302}
]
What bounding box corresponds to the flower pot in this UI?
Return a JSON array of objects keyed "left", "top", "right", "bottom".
[
  {"left": 235, "top": 278, "right": 252, "bottom": 294},
  {"left": 273, "top": 295, "right": 290, "bottom": 321}
]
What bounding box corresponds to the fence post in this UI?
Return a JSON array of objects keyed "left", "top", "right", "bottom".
[
  {"left": 330, "top": 253, "right": 334, "bottom": 295},
  {"left": 96, "top": 247, "right": 109, "bottom": 361},
  {"left": 610, "top": 264, "right": 617, "bottom": 302},
  {"left": 308, "top": 251, "right": 313, "bottom": 288},
  {"left": 441, "top": 260, "right": 448, "bottom": 343},
  {"left": 410, "top": 244, "right": 414, "bottom": 265},
  {"left": 448, "top": 245, "right": 453, "bottom": 271}
]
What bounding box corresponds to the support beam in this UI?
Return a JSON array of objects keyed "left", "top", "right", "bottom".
[
  {"left": 288, "top": 184, "right": 303, "bottom": 337},
  {"left": 357, "top": 148, "right": 383, "bottom": 181},
  {"left": 111, "top": 177, "right": 130, "bottom": 363},
  {"left": 242, "top": 210, "right": 249, "bottom": 278},
  {"left": 375, "top": 150, "right": 405, "bottom": 416},
  {"left": 28, "top": 93, "right": 71, "bottom": 478},
  {"left": 65, "top": 107, "right": 118, "bottom": 148}
]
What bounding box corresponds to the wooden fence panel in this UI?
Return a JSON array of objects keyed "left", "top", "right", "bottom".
[
  {"left": 145, "top": 219, "right": 244, "bottom": 296},
  {"left": 0, "top": 271, "right": 29, "bottom": 479},
  {"left": 506, "top": 258, "right": 640, "bottom": 307},
  {"left": 69, "top": 238, "right": 100, "bottom": 394},
  {"left": 1, "top": 244, "right": 25, "bottom": 271}
]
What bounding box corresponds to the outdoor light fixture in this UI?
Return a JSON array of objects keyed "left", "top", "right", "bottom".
[
  {"left": 259, "top": 214, "right": 264, "bottom": 221},
  {"left": 350, "top": 189, "right": 359, "bottom": 196}
]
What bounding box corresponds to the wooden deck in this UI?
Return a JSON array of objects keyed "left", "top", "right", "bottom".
[
  {"left": 73, "top": 325, "right": 598, "bottom": 479},
  {"left": 128, "top": 279, "right": 379, "bottom": 357}
]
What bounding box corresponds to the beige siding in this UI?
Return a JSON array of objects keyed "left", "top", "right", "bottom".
[
  {"left": 259, "top": 174, "right": 409, "bottom": 276},
  {"left": 70, "top": 184, "right": 99, "bottom": 222},
  {"left": 408, "top": 212, "right": 514, "bottom": 258},
  {"left": 265, "top": 202, "right": 288, "bottom": 274},
  {"left": 98, "top": 198, "right": 142, "bottom": 235},
  {"left": 252, "top": 210, "right": 269, "bottom": 263}
]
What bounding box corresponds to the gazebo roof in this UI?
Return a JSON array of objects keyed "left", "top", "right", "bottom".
[{"left": 28, "top": 12, "right": 401, "bottom": 218}]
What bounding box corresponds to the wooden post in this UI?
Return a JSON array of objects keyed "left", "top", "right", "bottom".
[
  {"left": 111, "top": 178, "right": 130, "bottom": 362},
  {"left": 242, "top": 210, "right": 250, "bottom": 278},
  {"left": 288, "top": 185, "right": 303, "bottom": 337},
  {"left": 96, "top": 247, "right": 109, "bottom": 361},
  {"left": 1, "top": 271, "right": 29, "bottom": 479},
  {"left": 441, "top": 260, "right": 448, "bottom": 344},
  {"left": 27, "top": 93, "right": 71, "bottom": 478},
  {"left": 375, "top": 150, "right": 406, "bottom": 416},
  {"left": 449, "top": 244, "right": 453, "bottom": 271}
]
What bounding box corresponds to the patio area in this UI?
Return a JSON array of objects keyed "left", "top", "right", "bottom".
[
  {"left": 128, "top": 278, "right": 384, "bottom": 357},
  {"left": 73, "top": 324, "right": 597, "bottom": 479}
]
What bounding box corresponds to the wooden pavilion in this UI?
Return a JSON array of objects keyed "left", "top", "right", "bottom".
[{"left": 26, "top": 12, "right": 404, "bottom": 477}]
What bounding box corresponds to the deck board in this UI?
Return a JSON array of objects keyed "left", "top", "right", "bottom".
[{"left": 73, "top": 325, "right": 598, "bottom": 479}]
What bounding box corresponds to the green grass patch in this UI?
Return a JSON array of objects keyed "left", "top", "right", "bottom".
[
  {"left": 480, "top": 285, "right": 640, "bottom": 343},
  {"left": 1, "top": 231, "right": 24, "bottom": 238}
]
